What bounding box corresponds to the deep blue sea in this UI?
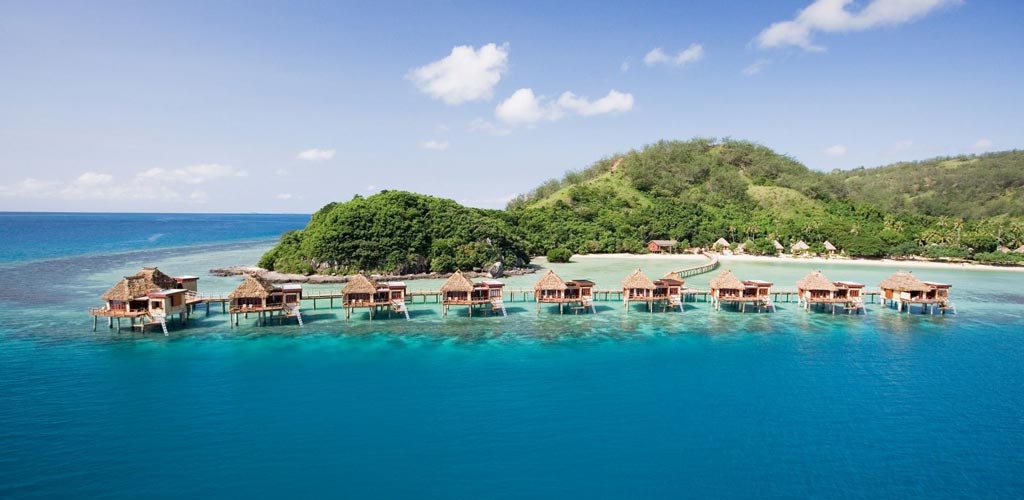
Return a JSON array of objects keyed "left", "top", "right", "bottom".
[{"left": 1, "top": 212, "right": 1023, "bottom": 499}]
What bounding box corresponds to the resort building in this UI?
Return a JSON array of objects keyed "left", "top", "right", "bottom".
[
  {"left": 795, "top": 271, "right": 865, "bottom": 314},
  {"left": 647, "top": 239, "right": 677, "bottom": 253},
  {"left": 91, "top": 267, "right": 196, "bottom": 334},
  {"left": 773, "top": 240, "right": 785, "bottom": 253},
  {"left": 440, "top": 270, "right": 506, "bottom": 317},
  {"left": 823, "top": 241, "right": 838, "bottom": 257},
  {"left": 534, "top": 269, "right": 596, "bottom": 314},
  {"left": 622, "top": 268, "right": 685, "bottom": 313},
  {"left": 709, "top": 270, "right": 775, "bottom": 312},
  {"left": 879, "top": 271, "right": 954, "bottom": 314},
  {"left": 713, "top": 238, "right": 731, "bottom": 252},
  {"left": 341, "top": 274, "right": 408, "bottom": 320},
  {"left": 790, "top": 240, "right": 810, "bottom": 255},
  {"left": 228, "top": 274, "right": 303, "bottom": 327}
]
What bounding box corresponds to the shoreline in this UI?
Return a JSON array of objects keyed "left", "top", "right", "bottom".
[
  {"left": 210, "top": 265, "right": 538, "bottom": 284},
  {"left": 571, "top": 252, "right": 1024, "bottom": 272}
]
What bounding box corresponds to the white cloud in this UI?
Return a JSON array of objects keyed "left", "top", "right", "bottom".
[
  {"left": 420, "top": 140, "right": 450, "bottom": 151},
  {"left": 274, "top": 168, "right": 290, "bottom": 176},
  {"left": 971, "top": 138, "right": 993, "bottom": 151},
  {"left": 742, "top": 59, "right": 772, "bottom": 76},
  {"left": 0, "top": 178, "right": 57, "bottom": 197},
  {"left": 297, "top": 148, "right": 335, "bottom": 161},
  {"left": 365, "top": 185, "right": 377, "bottom": 192},
  {"left": 824, "top": 144, "right": 848, "bottom": 156},
  {"left": 0, "top": 164, "right": 246, "bottom": 203},
  {"left": 644, "top": 44, "right": 704, "bottom": 67},
  {"left": 757, "top": 0, "right": 960, "bottom": 51},
  {"left": 495, "top": 88, "right": 563, "bottom": 126},
  {"left": 557, "top": 90, "right": 634, "bottom": 116},
  {"left": 276, "top": 193, "right": 294, "bottom": 200},
  {"left": 408, "top": 43, "right": 509, "bottom": 105},
  {"left": 494, "top": 88, "right": 635, "bottom": 127},
  {"left": 620, "top": 60, "right": 631, "bottom": 73}
]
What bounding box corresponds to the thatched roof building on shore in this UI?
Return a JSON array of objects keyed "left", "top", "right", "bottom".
[
  {"left": 647, "top": 239, "right": 678, "bottom": 253},
  {"left": 791, "top": 240, "right": 810, "bottom": 254}
]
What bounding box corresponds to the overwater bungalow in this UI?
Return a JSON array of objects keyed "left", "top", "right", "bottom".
[
  {"left": 647, "top": 239, "right": 677, "bottom": 253},
  {"left": 655, "top": 272, "right": 686, "bottom": 312},
  {"left": 622, "top": 268, "right": 684, "bottom": 313},
  {"left": 879, "top": 271, "right": 954, "bottom": 314},
  {"left": 441, "top": 270, "right": 506, "bottom": 317},
  {"left": 90, "top": 267, "right": 195, "bottom": 334},
  {"left": 709, "top": 270, "right": 775, "bottom": 312},
  {"left": 341, "top": 274, "right": 408, "bottom": 319},
  {"left": 228, "top": 274, "right": 303, "bottom": 327},
  {"left": 534, "top": 269, "right": 596, "bottom": 314},
  {"left": 795, "top": 271, "right": 865, "bottom": 314}
]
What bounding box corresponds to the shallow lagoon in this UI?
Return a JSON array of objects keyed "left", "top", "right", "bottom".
[{"left": 2, "top": 220, "right": 1023, "bottom": 498}]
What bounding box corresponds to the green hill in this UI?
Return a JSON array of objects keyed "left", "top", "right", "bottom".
[
  {"left": 258, "top": 191, "right": 529, "bottom": 275},
  {"left": 508, "top": 139, "right": 1024, "bottom": 260},
  {"left": 259, "top": 140, "right": 1024, "bottom": 274}
]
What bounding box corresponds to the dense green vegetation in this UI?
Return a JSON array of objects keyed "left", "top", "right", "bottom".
[
  {"left": 258, "top": 191, "right": 529, "bottom": 274},
  {"left": 260, "top": 139, "right": 1024, "bottom": 274},
  {"left": 507, "top": 139, "right": 1024, "bottom": 261},
  {"left": 546, "top": 248, "right": 573, "bottom": 263}
]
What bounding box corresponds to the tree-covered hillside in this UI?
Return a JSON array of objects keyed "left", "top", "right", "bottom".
[
  {"left": 259, "top": 191, "right": 529, "bottom": 274},
  {"left": 507, "top": 139, "right": 1024, "bottom": 261},
  {"left": 259, "top": 140, "right": 1024, "bottom": 275},
  {"left": 836, "top": 151, "right": 1024, "bottom": 219}
]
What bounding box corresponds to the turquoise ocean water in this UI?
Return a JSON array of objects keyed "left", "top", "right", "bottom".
[{"left": 1, "top": 213, "right": 1022, "bottom": 498}]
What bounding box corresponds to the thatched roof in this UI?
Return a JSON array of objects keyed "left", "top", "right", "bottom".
[
  {"left": 713, "top": 237, "right": 730, "bottom": 248},
  {"left": 649, "top": 239, "right": 677, "bottom": 247},
  {"left": 879, "top": 271, "right": 932, "bottom": 292},
  {"left": 791, "top": 240, "right": 810, "bottom": 251},
  {"left": 440, "top": 270, "right": 475, "bottom": 293},
  {"left": 663, "top": 271, "right": 686, "bottom": 283},
  {"left": 709, "top": 270, "right": 745, "bottom": 290},
  {"left": 1015, "top": 245, "right": 1024, "bottom": 254},
  {"left": 228, "top": 274, "right": 276, "bottom": 299},
  {"left": 997, "top": 245, "right": 1011, "bottom": 253},
  {"left": 534, "top": 270, "right": 567, "bottom": 291},
  {"left": 796, "top": 271, "right": 837, "bottom": 291},
  {"left": 138, "top": 267, "right": 177, "bottom": 289},
  {"left": 100, "top": 267, "right": 177, "bottom": 301},
  {"left": 823, "top": 241, "right": 837, "bottom": 251},
  {"left": 773, "top": 240, "right": 785, "bottom": 250},
  {"left": 101, "top": 277, "right": 153, "bottom": 302},
  {"left": 343, "top": 273, "right": 378, "bottom": 295},
  {"left": 622, "top": 268, "right": 655, "bottom": 289}
]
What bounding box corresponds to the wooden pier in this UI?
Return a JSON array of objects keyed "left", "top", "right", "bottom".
[{"left": 301, "top": 288, "right": 881, "bottom": 308}]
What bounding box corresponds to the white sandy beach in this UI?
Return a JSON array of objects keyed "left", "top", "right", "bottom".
[{"left": 571, "top": 252, "right": 1024, "bottom": 273}]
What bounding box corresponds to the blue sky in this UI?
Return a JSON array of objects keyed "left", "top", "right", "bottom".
[{"left": 1, "top": 0, "right": 1021, "bottom": 213}]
